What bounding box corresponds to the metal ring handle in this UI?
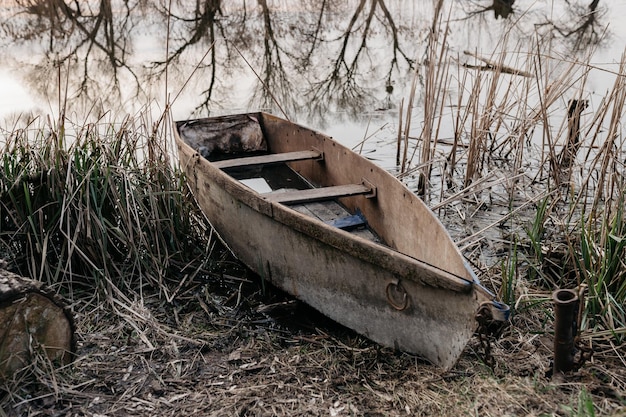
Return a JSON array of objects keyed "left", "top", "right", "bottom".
[{"left": 386, "top": 279, "right": 409, "bottom": 311}]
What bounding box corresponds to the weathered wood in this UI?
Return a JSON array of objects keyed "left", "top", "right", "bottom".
[
  {"left": 175, "top": 112, "right": 503, "bottom": 370},
  {"left": 263, "top": 184, "right": 372, "bottom": 204},
  {"left": 0, "top": 266, "right": 75, "bottom": 379},
  {"left": 558, "top": 99, "right": 589, "bottom": 168},
  {"left": 213, "top": 149, "right": 322, "bottom": 169}
]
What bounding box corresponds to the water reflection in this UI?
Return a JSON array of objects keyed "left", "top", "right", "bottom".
[
  {"left": 465, "top": 0, "right": 515, "bottom": 20},
  {"left": 154, "top": 0, "right": 417, "bottom": 123},
  {"left": 0, "top": 0, "right": 612, "bottom": 124},
  {"left": 2, "top": 0, "right": 145, "bottom": 115},
  {"left": 540, "top": 0, "right": 606, "bottom": 51}
]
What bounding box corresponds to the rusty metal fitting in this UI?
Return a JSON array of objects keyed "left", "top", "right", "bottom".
[{"left": 552, "top": 288, "right": 579, "bottom": 374}]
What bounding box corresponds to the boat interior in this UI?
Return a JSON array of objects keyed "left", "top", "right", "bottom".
[
  {"left": 216, "top": 150, "right": 381, "bottom": 243},
  {"left": 177, "top": 115, "right": 381, "bottom": 243}
]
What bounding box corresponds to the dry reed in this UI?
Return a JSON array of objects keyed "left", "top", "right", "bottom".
[{"left": 396, "top": 17, "right": 626, "bottom": 348}]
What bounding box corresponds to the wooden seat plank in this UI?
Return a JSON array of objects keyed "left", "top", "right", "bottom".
[
  {"left": 213, "top": 150, "right": 322, "bottom": 169},
  {"left": 263, "top": 184, "right": 372, "bottom": 205}
]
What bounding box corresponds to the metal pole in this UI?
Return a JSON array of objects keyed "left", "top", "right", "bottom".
[{"left": 552, "top": 289, "right": 579, "bottom": 374}]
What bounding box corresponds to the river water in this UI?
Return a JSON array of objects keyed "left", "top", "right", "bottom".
[
  {"left": 0, "top": 0, "right": 624, "bottom": 251},
  {"left": 2, "top": 1, "right": 622, "bottom": 128}
]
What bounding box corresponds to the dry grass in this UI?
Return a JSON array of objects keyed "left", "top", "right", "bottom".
[{"left": 1, "top": 276, "right": 624, "bottom": 416}]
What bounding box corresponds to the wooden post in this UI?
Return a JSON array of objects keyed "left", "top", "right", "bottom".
[
  {"left": 0, "top": 265, "right": 75, "bottom": 379},
  {"left": 559, "top": 99, "right": 589, "bottom": 168}
]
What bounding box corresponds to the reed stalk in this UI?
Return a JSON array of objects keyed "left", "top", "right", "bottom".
[{"left": 416, "top": 0, "right": 448, "bottom": 196}]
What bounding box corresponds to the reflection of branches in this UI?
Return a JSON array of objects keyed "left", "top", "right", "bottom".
[
  {"left": 459, "top": 0, "right": 607, "bottom": 52},
  {"left": 4, "top": 0, "right": 142, "bottom": 109},
  {"left": 156, "top": 1, "right": 222, "bottom": 64},
  {"left": 18, "top": 1, "right": 132, "bottom": 70},
  {"left": 306, "top": 0, "right": 413, "bottom": 120},
  {"left": 302, "top": 0, "right": 328, "bottom": 67},
  {"left": 249, "top": 0, "right": 297, "bottom": 117},
  {"left": 152, "top": 1, "right": 224, "bottom": 112},
  {"left": 377, "top": 0, "right": 414, "bottom": 84},
  {"left": 1, "top": 1, "right": 426, "bottom": 121},
  {"left": 548, "top": 0, "right": 605, "bottom": 51},
  {"left": 306, "top": 0, "right": 369, "bottom": 118},
  {"left": 463, "top": 0, "right": 515, "bottom": 20}
]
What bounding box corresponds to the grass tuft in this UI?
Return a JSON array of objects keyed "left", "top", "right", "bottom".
[
  {"left": 0, "top": 112, "right": 215, "bottom": 303},
  {"left": 576, "top": 190, "right": 626, "bottom": 338}
]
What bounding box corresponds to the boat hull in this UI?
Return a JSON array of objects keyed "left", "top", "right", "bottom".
[{"left": 175, "top": 113, "right": 496, "bottom": 370}]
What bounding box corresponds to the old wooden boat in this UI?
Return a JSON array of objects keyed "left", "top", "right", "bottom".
[{"left": 175, "top": 112, "right": 507, "bottom": 370}]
